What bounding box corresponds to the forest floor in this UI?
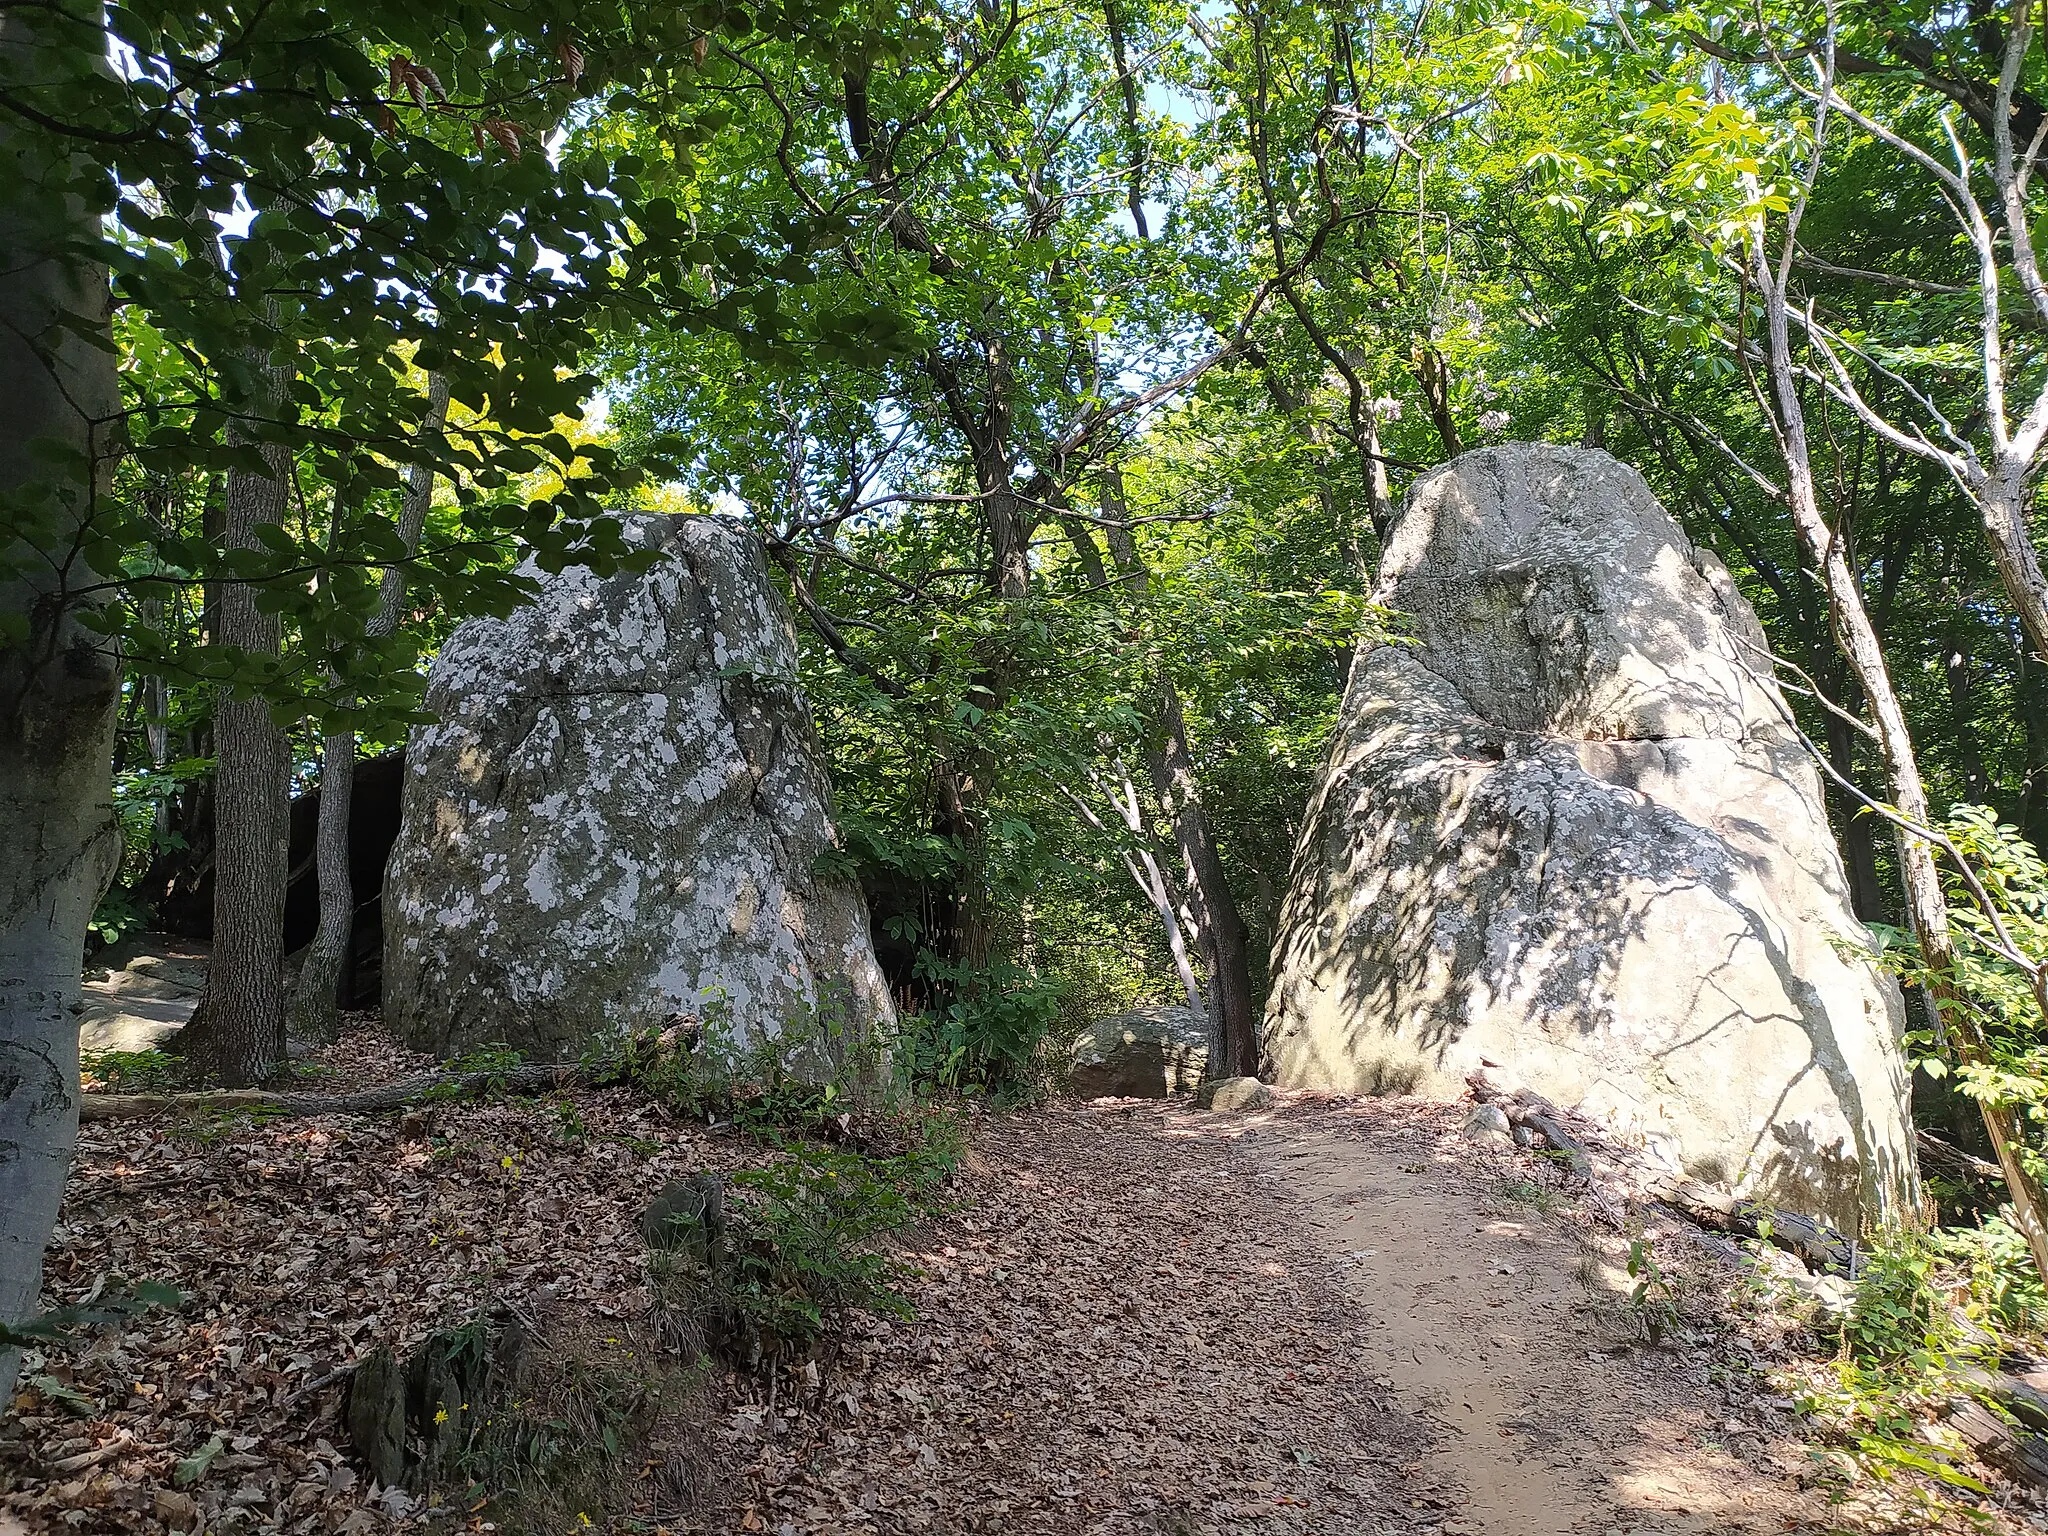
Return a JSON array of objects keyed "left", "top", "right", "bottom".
[{"left": 1, "top": 1023, "right": 2036, "bottom": 1535}]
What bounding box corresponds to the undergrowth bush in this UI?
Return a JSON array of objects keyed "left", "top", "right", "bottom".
[
  {"left": 1787, "top": 1233, "right": 2015, "bottom": 1501},
  {"left": 896, "top": 953, "right": 1063, "bottom": 1099},
  {"left": 603, "top": 991, "right": 971, "bottom": 1377},
  {"left": 80, "top": 1048, "right": 180, "bottom": 1093},
  {"left": 442, "top": 1307, "right": 713, "bottom": 1534}
]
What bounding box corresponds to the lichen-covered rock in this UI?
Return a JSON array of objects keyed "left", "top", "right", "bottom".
[
  {"left": 1067, "top": 1005, "right": 1209, "bottom": 1098},
  {"left": 1263, "top": 444, "right": 1916, "bottom": 1228},
  {"left": 385, "top": 514, "right": 893, "bottom": 1062}
]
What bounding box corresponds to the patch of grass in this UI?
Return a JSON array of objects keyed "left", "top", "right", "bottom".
[
  {"left": 1496, "top": 1176, "right": 1564, "bottom": 1214},
  {"left": 80, "top": 1048, "right": 180, "bottom": 1093},
  {"left": 183, "top": 1102, "right": 290, "bottom": 1142},
  {"left": 430, "top": 1306, "right": 714, "bottom": 1533},
  {"left": 657, "top": 1122, "right": 962, "bottom": 1372},
  {"left": 426, "top": 1043, "right": 528, "bottom": 1100}
]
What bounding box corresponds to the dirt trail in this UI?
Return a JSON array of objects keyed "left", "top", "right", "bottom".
[
  {"left": 732, "top": 1096, "right": 1843, "bottom": 1535},
  {"left": 1228, "top": 1107, "right": 1822, "bottom": 1535}
]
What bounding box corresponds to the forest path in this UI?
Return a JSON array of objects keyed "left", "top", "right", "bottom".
[
  {"left": 1231, "top": 1104, "right": 1822, "bottom": 1535},
  {"left": 743, "top": 1096, "right": 1848, "bottom": 1535}
]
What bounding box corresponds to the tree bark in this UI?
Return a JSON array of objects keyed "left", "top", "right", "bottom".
[
  {"left": 181, "top": 334, "right": 292, "bottom": 1085},
  {"left": 286, "top": 726, "right": 354, "bottom": 1041},
  {"left": 286, "top": 374, "right": 446, "bottom": 1041},
  {"left": 1823, "top": 682, "right": 1887, "bottom": 922},
  {"left": 2019, "top": 649, "right": 2048, "bottom": 853},
  {"left": 0, "top": 4, "right": 125, "bottom": 1401},
  {"left": 1100, "top": 471, "right": 1260, "bottom": 1078},
  {"left": 1148, "top": 687, "right": 1259, "bottom": 1077},
  {"left": 1749, "top": 205, "right": 1977, "bottom": 1241}
]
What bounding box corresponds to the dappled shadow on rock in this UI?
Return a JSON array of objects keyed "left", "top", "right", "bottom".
[{"left": 1263, "top": 444, "right": 1916, "bottom": 1231}]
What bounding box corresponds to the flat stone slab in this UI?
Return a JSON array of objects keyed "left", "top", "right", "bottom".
[{"left": 80, "top": 934, "right": 207, "bottom": 1053}]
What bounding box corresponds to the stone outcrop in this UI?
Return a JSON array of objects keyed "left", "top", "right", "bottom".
[
  {"left": 1263, "top": 444, "right": 1916, "bottom": 1228},
  {"left": 1066, "top": 1005, "right": 1209, "bottom": 1098},
  {"left": 385, "top": 514, "right": 894, "bottom": 1062}
]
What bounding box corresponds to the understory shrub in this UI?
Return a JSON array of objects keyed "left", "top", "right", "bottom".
[
  {"left": 1785, "top": 1230, "right": 2043, "bottom": 1502},
  {"left": 897, "top": 952, "right": 1063, "bottom": 1098},
  {"left": 606, "top": 997, "right": 969, "bottom": 1374}
]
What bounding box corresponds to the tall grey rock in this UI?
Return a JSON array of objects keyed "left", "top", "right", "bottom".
[
  {"left": 1264, "top": 445, "right": 1916, "bottom": 1228},
  {"left": 385, "top": 514, "right": 893, "bottom": 1062}
]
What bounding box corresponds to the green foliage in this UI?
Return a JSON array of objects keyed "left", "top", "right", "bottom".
[
  {"left": 0, "top": 1278, "right": 185, "bottom": 1353},
  {"left": 80, "top": 1049, "right": 180, "bottom": 1093},
  {"left": 184, "top": 1102, "right": 292, "bottom": 1142},
  {"left": 426, "top": 1044, "right": 529, "bottom": 1101},
  {"left": 90, "top": 756, "right": 211, "bottom": 945},
  {"left": 1931, "top": 1219, "right": 2048, "bottom": 1336},
  {"left": 1791, "top": 1235, "right": 1994, "bottom": 1499},
  {"left": 434, "top": 1313, "right": 710, "bottom": 1534},
  {"left": 1869, "top": 807, "right": 2048, "bottom": 1195},
  {"left": 898, "top": 955, "right": 1064, "bottom": 1099},
  {"left": 702, "top": 1144, "right": 923, "bottom": 1363},
  {"left": 1624, "top": 1236, "right": 1684, "bottom": 1346}
]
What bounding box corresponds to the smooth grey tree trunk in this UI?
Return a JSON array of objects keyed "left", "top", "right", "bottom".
[
  {"left": 287, "top": 376, "right": 447, "bottom": 1040},
  {"left": 0, "top": 8, "right": 125, "bottom": 1401},
  {"left": 287, "top": 725, "right": 354, "bottom": 1041}
]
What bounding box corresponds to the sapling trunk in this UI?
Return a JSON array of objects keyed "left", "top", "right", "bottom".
[{"left": 286, "top": 374, "right": 447, "bottom": 1040}]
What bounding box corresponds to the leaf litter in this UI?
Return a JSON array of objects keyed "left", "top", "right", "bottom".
[{"left": 2, "top": 1028, "right": 2033, "bottom": 1534}]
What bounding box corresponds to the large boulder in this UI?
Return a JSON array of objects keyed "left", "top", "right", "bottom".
[
  {"left": 384, "top": 514, "right": 893, "bottom": 1061},
  {"left": 1263, "top": 444, "right": 1916, "bottom": 1228},
  {"left": 1067, "top": 1005, "right": 1209, "bottom": 1098}
]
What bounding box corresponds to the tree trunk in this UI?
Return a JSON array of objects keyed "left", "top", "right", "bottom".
[
  {"left": 285, "top": 374, "right": 446, "bottom": 1041},
  {"left": 1414, "top": 346, "right": 1462, "bottom": 460},
  {"left": 2020, "top": 649, "right": 2048, "bottom": 853},
  {"left": 1823, "top": 685, "right": 1887, "bottom": 922},
  {"left": 1147, "top": 686, "right": 1259, "bottom": 1078},
  {"left": 1100, "top": 470, "right": 1260, "bottom": 1078},
  {"left": 285, "top": 728, "right": 354, "bottom": 1041},
  {"left": 182, "top": 356, "right": 292, "bottom": 1085},
  {"left": 0, "top": 4, "right": 125, "bottom": 1401},
  {"left": 1753, "top": 225, "right": 1990, "bottom": 1242},
  {"left": 1979, "top": 475, "right": 2048, "bottom": 674}
]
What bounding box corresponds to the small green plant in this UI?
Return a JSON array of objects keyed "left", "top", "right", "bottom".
[
  {"left": 1788, "top": 1233, "right": 1993, "bottom": 1499},
  {"left": 1496, "top": 1176, "right": 1563, "bottom": 1214},
  {"left": 706, "top": 1144, "right": 918, "bottom": 1363},
  {"left": 607, "top": 987, "right": 899, "bottom": 1138},
  {"left": 427, "top": 1044, "right": 527, "bottom": 1101},
  {"left": 655, "top": 1123, "right": 961, "bottom": 1373},
  {"left": 896, "top": 954, "right": 1062, "bottom": 1098},
  {"left": 0, "top": 1277, "right": 183, "bottom": 1352},
  {"left": 546, "top": 1096, "right": 588, "bottom": 1143},
  {"left": 185, "top": 1102, "right": 290, "bottom": 1142},
  {"left": 1933, "top": 1216, "right": 2048, "bottom": 1333},
  {"left": 88, "top": 756, "right": 212, "bottom": 948},
  {"left": 392, "top": 1309, "right": 714, "bottom": 1534},
  {"left": 80, "top": 1048, "right": 180, "bottom": 1093},
  {"left": 1625, "top": 1236, "right": 1683, "bottom": 1345}
]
